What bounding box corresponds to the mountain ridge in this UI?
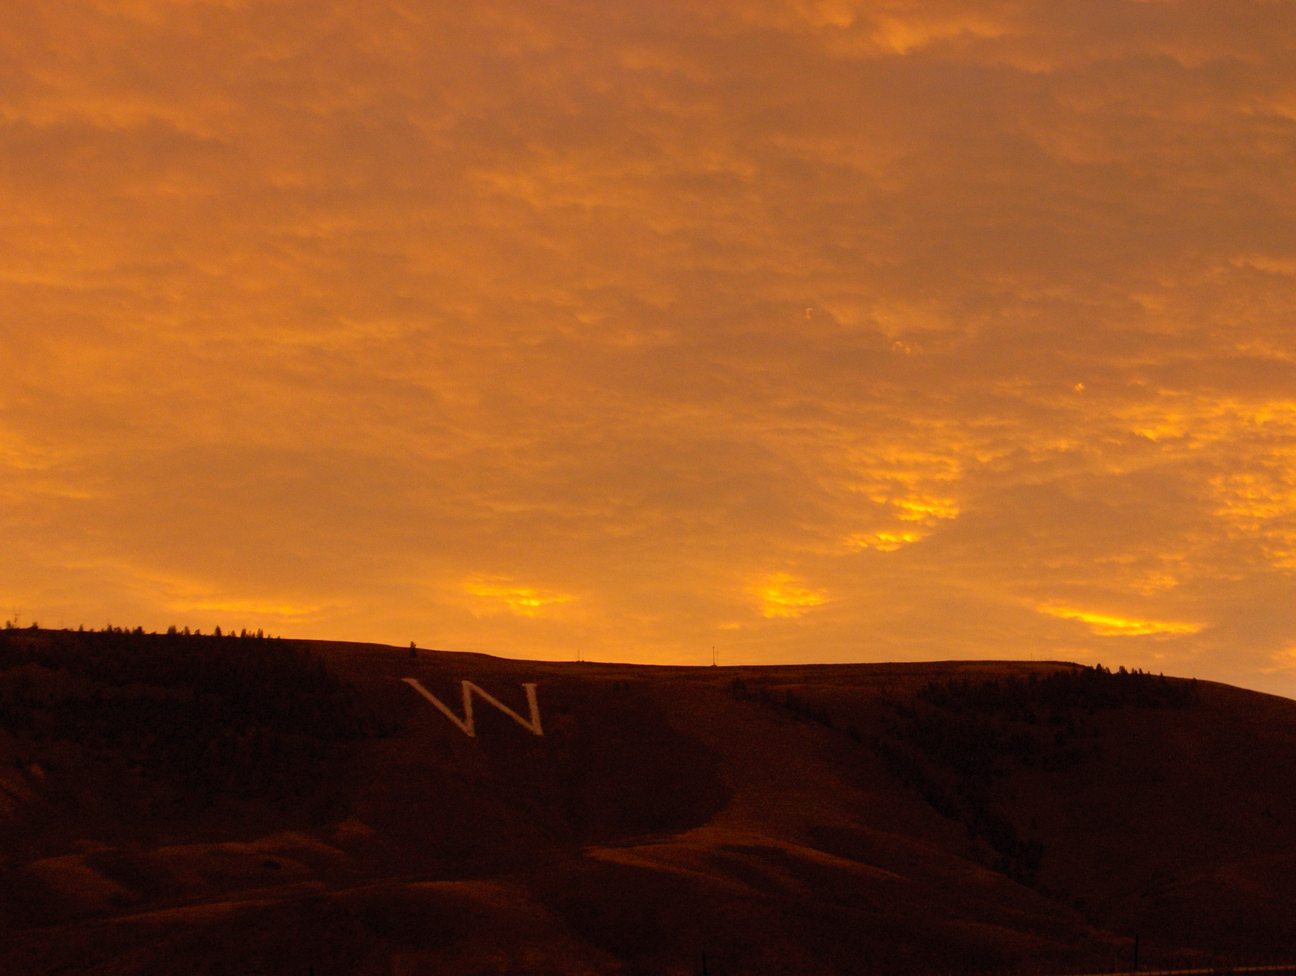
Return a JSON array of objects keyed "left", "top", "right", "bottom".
[{"left": 2, "top": 628, "right": 1293, "bottom": 975}]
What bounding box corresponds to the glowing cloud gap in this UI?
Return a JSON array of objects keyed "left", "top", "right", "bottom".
[
  {"left": 463, "top": 577, "right": 575, "bottom": 618},
  {"left": 1037, "top": 605, "right": 1201, "bottom": 638},
  {"left": 846, "top": 530, "right": 924, "bottom": 552},
  {"left": 751, "top": 573, "right": 827, "bottom": 619}
]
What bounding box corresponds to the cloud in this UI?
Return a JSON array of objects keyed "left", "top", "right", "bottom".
[
  {"left": 463, "top": 576, "right": 578, "bottom": 618},
  {"left": 3, "top": 0, "right": 1296, "bottom": 693},
  {"left": 750, "top": 572, "right": 829, "bottom": 619},
  {"left": 1036, "top": 603, "right": 1201, "bottom": 638}
]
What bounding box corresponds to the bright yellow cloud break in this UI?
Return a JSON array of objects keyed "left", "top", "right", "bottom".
[
  {"left": 1038, "top": 605, "right": 1201, "bottom": 638},
  {"left": 752, "top": 573, "right": 827, "bottom": 620},
  {"left": 464, "top": 577, "right": 575, "bottom": 618}
]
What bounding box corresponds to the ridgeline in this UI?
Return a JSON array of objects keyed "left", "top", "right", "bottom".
[{"left": 2, "top": 627, "right": 1294, "bottom": 975}]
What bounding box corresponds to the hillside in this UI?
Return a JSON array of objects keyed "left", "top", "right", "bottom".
[{"left": 2, "top": 629, "right": 1295, "bottom": 975}]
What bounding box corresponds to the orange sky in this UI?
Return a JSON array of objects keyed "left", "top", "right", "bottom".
[{"left": 4, "top": 1, "right": 1296, "bottom": 696}]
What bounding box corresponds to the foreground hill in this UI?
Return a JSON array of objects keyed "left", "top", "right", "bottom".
[{"left": 2, "top": 629, "right": 1295, "bottom": 975}]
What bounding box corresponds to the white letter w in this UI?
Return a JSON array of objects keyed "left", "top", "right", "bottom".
[{"left": 401, "top": 678, "right": 544, "bottom": 738}]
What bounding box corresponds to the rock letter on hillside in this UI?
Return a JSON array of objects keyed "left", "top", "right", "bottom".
[{"left": 401, "top": 678, "right": 544, "bottom": 738}]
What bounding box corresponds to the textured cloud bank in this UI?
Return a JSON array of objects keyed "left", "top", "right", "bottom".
[{"left": 3, "top": 1, "right": 1296, "bottom": 695}]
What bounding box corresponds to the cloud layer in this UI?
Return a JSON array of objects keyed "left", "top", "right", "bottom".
[{"left": 4, "top": 0, "right": 1296, "bottom": 695}]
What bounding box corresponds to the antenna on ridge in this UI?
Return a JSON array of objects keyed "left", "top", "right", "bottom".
[{"left": 711, "top": 645, "right": 717, "bottom": 667}]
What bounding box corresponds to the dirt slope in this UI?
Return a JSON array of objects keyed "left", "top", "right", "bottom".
[{"left": 2, "top": 630, "right": 1294, "bottom": 975}]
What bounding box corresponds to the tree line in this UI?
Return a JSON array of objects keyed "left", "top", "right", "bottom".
[{"left": 0, "top": 626, "right": 391, "bottom": 809}]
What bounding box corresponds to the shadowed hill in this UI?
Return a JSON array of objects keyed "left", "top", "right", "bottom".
[{"left": 2, "top": 629, "right": 1294, "bottom": 975}]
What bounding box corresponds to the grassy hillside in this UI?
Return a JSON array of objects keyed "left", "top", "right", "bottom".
[{"left": 2, "top": 628, "right": 1294, "bottom": 975}]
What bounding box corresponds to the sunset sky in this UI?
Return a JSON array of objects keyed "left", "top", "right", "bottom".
[{"left": 4, "top": 1, "right": 1296, "bottom": 696}]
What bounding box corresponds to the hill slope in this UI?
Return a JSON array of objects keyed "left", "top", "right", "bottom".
[{"left": 2, "top": 629, "right": 1294, "bottom": 975}]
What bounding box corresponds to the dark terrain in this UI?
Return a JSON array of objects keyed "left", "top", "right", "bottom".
[{"left": 2, "top": 627, "right": 1295, "bottom": 975}]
